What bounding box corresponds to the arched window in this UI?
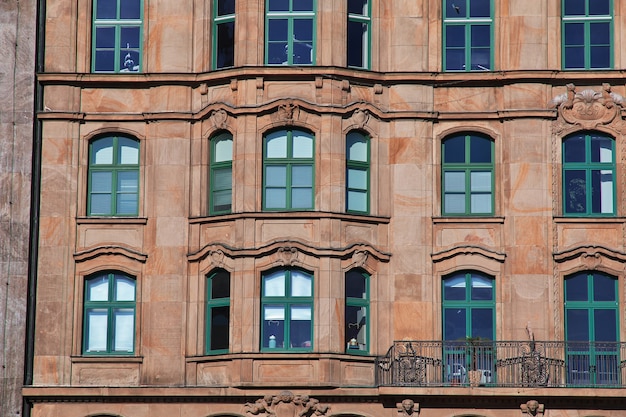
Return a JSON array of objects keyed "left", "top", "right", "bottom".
[
  {"left": 263, "top": 129, "right": 314, "bottom": 210},
  {"left": 442, "top": 133, "right": 494, "bottom": 215},
  {"left": 346, "top": 131, "right": 370, "bottom": 214},
  {"left": 565, "top": 271, "right": 618, "bottom": 385},
  {"left": 210, "top": 132, "right": 233, "bottom": 214},
  {"left": 83, "top": 272, "right": 136, "bottom": 355},
  {"left": 562, "top": 132, "right": 615, "bottom": 216},
  {"left": 206, "top": 269, "right": 230, "bottom": 354},
  {"left": 88, "top": 135, "right": 140, "bottom": 216},
  {"left": 261, "top": 268, "right": 313, "bottom": 351},
  {"left": 345, "top": 269, "right": 369, "bottom": 353}
]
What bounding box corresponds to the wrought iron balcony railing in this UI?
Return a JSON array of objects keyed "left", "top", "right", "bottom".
[{"left": 375, "top": 340, "right": 626, "bottom": 388}]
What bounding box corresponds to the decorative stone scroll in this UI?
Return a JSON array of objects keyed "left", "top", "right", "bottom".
[
  {"left": 351, "top": 109, "right": 370, "bottom": 129},
  {"left": 551, "top": 83, "right": 624, "bottom": 134},
  {"left": 278, "top": 102, "right": 299, "bottom": 124},
  {"left": 210, "top": 109, "right": 229, "bottom": 129},
  {"left": 397, "top": 399, "right": 420, "bottom": 417},
  {"left": 520, "top": 400, "right": 544, "bottom": 416},
  {"left": 277, "top": 246, "right": 299, "bottom": 266},
  {"left": 245, "top": 392, "right": 330, "bottom": 417}
]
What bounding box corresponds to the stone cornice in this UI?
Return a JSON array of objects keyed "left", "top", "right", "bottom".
[
  {"left": 431, "top": 245, "right": 506, "bottom": 263},
  {"left": 553, "top": 244, "right": 626, "bottom": 264},
  {"left": 73, "top": 245, "right": 148, "bottom": 263}
]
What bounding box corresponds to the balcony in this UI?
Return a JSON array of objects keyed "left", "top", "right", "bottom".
[{"left": 376, "top": 340, "right": 626, "bottom": 388}]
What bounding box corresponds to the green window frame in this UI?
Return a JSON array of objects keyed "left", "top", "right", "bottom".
[
  {"left": 562, "top": 132, "right": 615, "bottom": 216},
  {"left": 83, "top": 272, "right": 136, "bottom": 355},
  {"left": 442, "top": 133, "right": 494, "bottom": 216},
  {"left": 206, "top": 269, "right": 230, "bottom": 354},
  {"left": 265, "top": 0, "right": 316, "bottom": 65},
  {"left": 263, "top": 129, "right": 314, "bottom": 211},
  {"left": 347, "top": 0, "right": 371, "bottom": 69},
  {"left": 562, "top": 0, "right": 612, "bottom": 70},
  {"left": 345, "top": 269, "right": 369, "bottom": 354},
  {"left": 88, "top": 135, "right": 140, "bottom": 216},
  {"left": 564, "top": 271, "right": 619, "bottom": 386},
  {"left": 213, "top": 0, "right": 235, "bottom": 69},
  {"left": 210, "top": 132, "right": 233, "bottom": 215},
  {"left": 443, "top": 0, "right": 493, "bottom": 71},
  {"left": 443, "top": 271, "right": 495, "bottom": 384},
  {"left": 92, "top": 0, "right": 143, "bottom": 72},
  {"left": 346, "top": 131, "right": 370, "bottom": 214},
  {"left": 261, "top": 268, "right": 313, "bottom": 351}
]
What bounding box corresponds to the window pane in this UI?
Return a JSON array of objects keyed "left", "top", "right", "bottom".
[
  {"left": 92, "top": 171, "right": 113, "bottom": 193},
  {"left": 346, "top": 271, "right": 367, "bottom": 299},
  {"left": 564, "top": 135, "right": 585, "bottom": 162},
  {"left": 86, "top": 308, "right": 108, "bottom": 351},
  {"left": 347, "top": 133, "right": 368, "bottom": 161},
  {"left": 293, "top": 0, "right": 313, "bottom": 12},
  {"left": 566, "top": 273, "right": 589, "bottom": 301},
  {"left": 443, "top": 135, "right": 465, "bottom": 163},
  {"left": 470, "top": 136, "right": 491, "bottom": 162},
  {"left": 564, "top": 0, "right": 585, "bottom": 15},
  {"left": 113, "top": 308, "right": 134, "bottom": 352},
  {"left": 210, "top": 270, "right": 230, "bottom": 299},
  {"left": 266, "top": 131, "right": 288, "bottom": 158},
  {"left": 92, "top": 138, "right": 114, "bottom": 164},
  {"left": 445, "top": 194, "right": 465, "bottom": 213},
  {"left": 117, "top": 193, "right": 138, "bottom": 214},
  {"left": 348, "top": 168, "right": 367, "bottom": 189},
  {"left": 471, "top": 308, "right": 493, "bottom": 339},
  {"left": 90, "top": 194, "right": 112, "bottom": 215},
  {"left": 213, "top": 136, "right": 233, "bottom": 163},
  {"left": 590, "top": 22, "right": 611, "bottom": 45},
  {"left": 348, "top": 0, "right": 367, "bottom": 15},
  {"left": 292, "top": 131, "right": 313, "bottom": 158},
  {"left": 471, "top": 25, "right": 490, "bottom": 48},
  {"left": 117, "top": 171, "right": 138, "bottom": 192},
  {"left": 591, "top": 169, "right": 613, "bottom": 214},
  {"left": 263, "top": 270, "right": 286, "bottom": 296},
  {"left": 589, "top": 0, "right": 610, "bottom": 15},
  {"left": 213, "top": 167, "right": 232, "bottom": 190},
  {"left": 289, "top": 305, "right": 312, "bottom": 348},
  {"left": 564, "top": 170, "right": 586, "bottom": 214},
  {"left": 291, "top": 188, "right": 313, "bottom": 208},
  {"left": 96, "top": 0, "right": 117, "bottom": 19},
  {"left": 115, "top": 276, "right": 135, "bottom": 301},
  {"left": 268, "top": 19, "right": 288, "bottom": 41},
  {"left": 567, "top": 309, "right": 589, "bottom": 341},
  {"left": 95, "top": 50, "right": 116, "bottom": 72},
  {"left": 471, "top": 275, "right": 493, "bottom": 300},
  {"left": 469, "top": 0, "right": 490, "bottom": 17},
  {"left": 564, "top": 23, "right": 584, "bottom": 46},
  {"left": 266, "top": 189, "right": 286, "bottom": 208},
  {"left": 292, "top": 165, "right": 312, "bottom": 186},
  {"left": 347, "top": 20, "right": 367, "bottom": 68},
  {"left": 590, "top": 135, "right": 612, "bottom": 163},
  {"left": 444, "top": 171, "right": 465, "bottom": 192},
  {"left": 217, "top": 0, "right": 235, "bottom": 15},
  {"left": 216, "top": 21, "right": 235, "bottom": 68},
  {"left": 263, "top": 305, "right": 284, "bottom": 348},
  {"left": 293, "top": 22, "right": 314, "bottom": 64},
  {"left": 268, "top": 0, "right": 288, "bottom": 11},
  {"left": 445, "top": 25, "right": 465, "bottom": 48},
  {"left": 291, "top": 270, "right": 312, "bottom": 296},
  {"left": 120, "top": 0, "right": 141, "bottom": 19},
  {"left": 470, "top": 171, "right": 491, "bottom": 192},
  {"left": 445, "top": 0, "right": 465, "bottom": 17},
  {"left": 265, "top": 166, "right": 287, "bottom": 186},
  {"left": 471, "top": 194, "right": 491, "bottom": 213},
  {"left": 593, "top": 273, "right": 616, "bottom": 302},
  {"left": 87, "top": 276, "right": 109, "bottom": 301},
  {"left": 590, "top": 45, "right": 610, "bottom": 69},
  {"left": 120, "top": 26, "right": 140, "bottom": 48},
  {"left": 264, "top": 305, "right": 285, "bottom": 320},
  {"left": 346, "top": 305, "right": 367, "bottom": 349},
  {"left": 595, "top": 309, "right": 617, "bottom": 342},
  {"left": 95, "top": 26, "right": 116, "bottom": 48},
  {"left": 348, "top": 191, "right": 367, "bottom": 212},
  {"left": 444, "top": 307, "right": 466, "bottom": 340},
  {"left": 210, "top": 305, "right": 230, "bottom": 350},
  {"left": 444, "top": 275, "right": 466, "bottom": 301},
  {"left": 119, "top": 138, "right": 139, "bottom": 164},
  {"left": 446, "top": 49, "right": 465, "bottom": 71}
]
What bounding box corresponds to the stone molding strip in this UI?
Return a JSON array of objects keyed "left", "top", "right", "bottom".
[
  {"left": 431, "top": 245, "right": 506, "bottom": 263},
  {"left": 73, "top": 245, "right": 148, "bottom": 263}
]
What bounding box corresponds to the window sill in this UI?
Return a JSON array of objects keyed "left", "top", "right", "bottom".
[
  {"left": 190, "top": 211, "right": 390, "bottom": 225},
  {"left": 71, "top": 355, "right": 143, "bottom": 363},
  {"left": 76, "top": 217, "right": 148, "bottom": 225},
  {"left": 554, "top": 217, "right": 625, "bottom": 224},
  {"left": 432, "top": 216, "right": 505, "bottom": 224}
]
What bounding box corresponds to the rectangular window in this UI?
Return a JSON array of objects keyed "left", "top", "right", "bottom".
[
  {"left": 265, "top": 0, "right": 316, "bottom": 65},
  {"left": 443, "top": 0, "right": 492, "bottom": 71},
  {"left": 83, "top": 272, "right": 136, "bottom": 355},
  {"left": 262, "top": 269, "right": 313, "bottom": 351},
  {"left": 347, "top": 0, "right": 370, "bottom": 69},
  {"left": 213, "top": 0, "right": 235, "bottom": 69},
  {"left": 562, "top": 0, "right": 612, "bottom": 69},
  {"left": 92, "top": 0, "right": 143, "bottom": 72},
  {"left": 206, "top": 270, "right": 230, "bottom": 354},
  {"left": 345, "top": 270, "right": 369, "bottom": 353}
]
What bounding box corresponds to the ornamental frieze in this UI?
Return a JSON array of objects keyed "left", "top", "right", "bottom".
[
  {"left": 551, "top": 83, "right": 624, "bottom": 134},
  {"left": 244, "top": 392, "right": 330, "bottom": 417}
]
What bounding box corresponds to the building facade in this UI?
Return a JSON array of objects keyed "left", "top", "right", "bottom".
[
  {"left": 25, "top": 1, "right": 626, "bottom": 417},
  {"left": 0, "top": 0, "right": 36, "bottom": 416}
]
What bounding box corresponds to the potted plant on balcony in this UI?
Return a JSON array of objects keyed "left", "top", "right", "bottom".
[{"left": 466, "top": 336, "right": 488, "bottom": 387}]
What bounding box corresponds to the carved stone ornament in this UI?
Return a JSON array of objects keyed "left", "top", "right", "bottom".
[
  {"left": 581, "top": 251, "right": 602, "bottom": 270},
  {"left": 397, "top": 399, "right": 419, "bottom": 417},
  {"left": 351, "top": 250, "right": 369, "bottom": 268},
  {"left": 551, "top": 83, "right": 624, "bottom": 133},
  {"left": 351, "top": 109, "right": 370, "bottom": 129},
  {"left": 277, "top": 246, "right": 298, "bottom": 266},
  {"left": 244, "top": 392, "right": 330, "bottom": 417},
  {"left": 209, "top": 249, "right": 225, "bottom": 268},
  {"left": 278, "top": 102, "right": 299, "bottom": 124},
  {"left": 210, "top": 109, "right": 228, "bottom": 129},
  {"left": 520, "top": 400, "right": 544, "bottom": 416}
]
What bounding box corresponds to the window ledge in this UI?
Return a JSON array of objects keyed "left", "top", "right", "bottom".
[
  {"left": 554, "top": 217, "right": 626, "bottom": 224},
  {"left": 432, "top": 216, "right": 505, "bottom": 224},
  {"left": 190, "top": 211, "right": 390, "bottom": 225},
  {"left": 186, "top": 352, "right": 376, "bottom": 363},
  {"left": 71, "top": 355, "right": 144, "bottom": 363},
  {"left": 76, "top": 217, "right": 148, "bottom": 225}
]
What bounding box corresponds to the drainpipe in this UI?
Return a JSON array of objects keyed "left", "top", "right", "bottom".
[{"left": 23, "top": 0, "right": 46, "bottom": 414}]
